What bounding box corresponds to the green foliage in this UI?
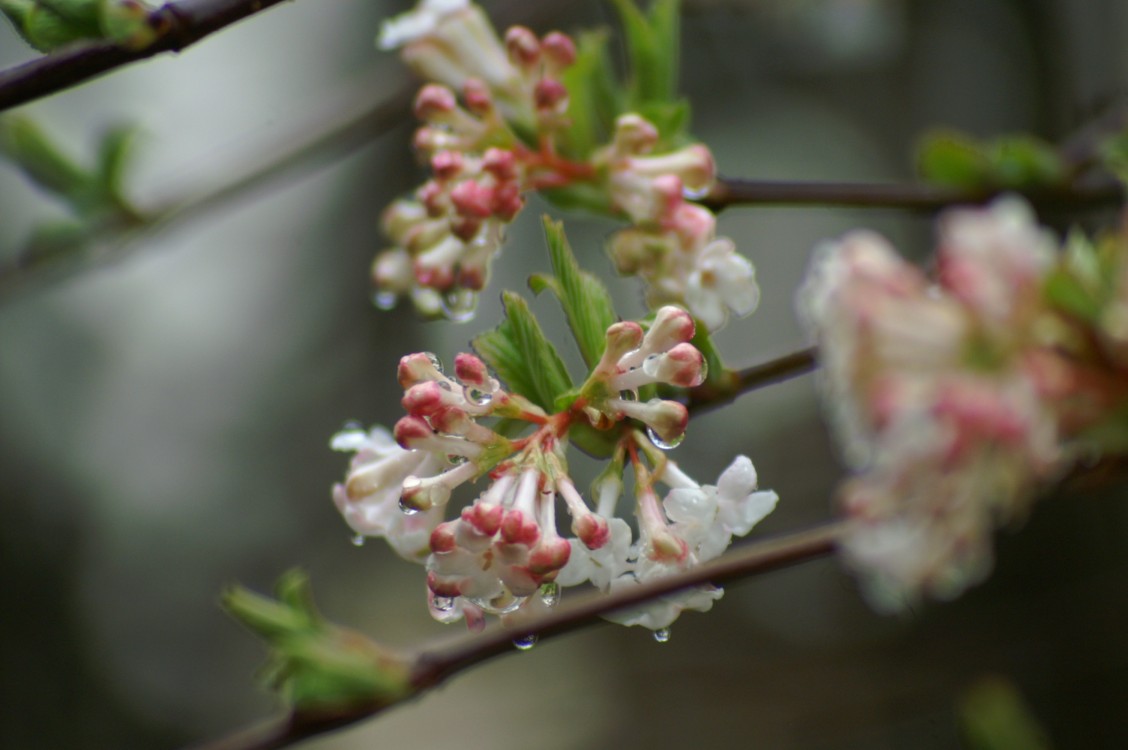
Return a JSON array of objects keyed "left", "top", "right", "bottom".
[
  {"left": 223, "top": 570, "right": 413, "bottom": 713},
  {"left": 0, "top": 0, "right": 158, "bottom": 51},
  {"left": 558, "top": 29, "right": 623, "bottom": 160},
  {"left": 0, "top": 114, "right": 140, "bottom": 219},
  {"left": 917, "top": 130, "right": 1066, "bottom": 190},
  {"left": 610, "top": 0, "right": 690, "bottom": 145},
  {"left": 472, "top": 291, "right": 575, "bottom": 412},
  {"left": 529, "top": 216, "right": 619, "bottom": 369},
  {"left": 1043, "top": 230, "right": 1123, "bottom": 324},
  {"left": 957, "top": 676, "right": 1051, "bottom": 750}
]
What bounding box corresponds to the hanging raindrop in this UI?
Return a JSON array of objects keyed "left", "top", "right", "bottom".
[
  {"left": 398, "top": 497, "right": 421, "bottom": 516},
  {"left": 372, "top": 291, "right": 398, "bottom": 310},
  {"left": 350, "top": 534, "right": 366, "bottom": 547},
  {"left": 432, "top": 596, "right": 455, "bottom": 613},
  {"left": 512, "top": 634, "right": 538, "bottom": 651},
  {"left": 440, "top": 289, "right": 479, "bottom": 323},
  {"left": 424, "top": 352, "right": 444, "bottom": 373},
  {"left": 539, "top": 582, "right": 559, "bottom": 608},
  {"left": 653, "top": 628, "right": 671, "bottom": 643},
  {"left": 469, "top": 592, "right": 526, "bottom": 615},
  {"left": 463, "top": 386, "right": 493, "bottom": 406},
  {"left": 647, "top": 426, "right": 685, "bottom": 450}
]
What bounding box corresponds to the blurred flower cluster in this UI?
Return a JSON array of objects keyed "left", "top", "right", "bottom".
[{"left": 800, "top": 197, "right": 1128, "bottom": 610}]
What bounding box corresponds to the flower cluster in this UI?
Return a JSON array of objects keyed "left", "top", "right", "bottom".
[
  {"left": 799, "top": 197, "right": 1128, "bottom": 610},
  {"left": 332, "top": 307, "right": 779, "bottom": 632},
  {"left": 602, "top": 115, "right": 761, "bottom": 331},
  {"left": 372, "top": 0, "right": 761, "bottom": 330}
]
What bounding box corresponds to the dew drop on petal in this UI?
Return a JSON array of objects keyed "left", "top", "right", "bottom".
[
  {"left": 539, "top": 582, "right": 559, "bottom": 608},
  {"left": 399, "top": 497, "right": 421, "bottom": 516},
  {"left": 682, "top": 184, "right": 710, "bottom": 200},
  {"left": 513, "top": 634, "right": 538, "bottom": 651},
  {"left": 647, "top": 426, "right": 685, "bottom": 450},
  {"left": 619, "top": 389, "right": 638, "bottom": 402},
  {"left": 653, "top": 627, "right": 671, "bottom": 643},
  {"left": 372, "top": 291, "right": 398, "bottom": 310},
  {"left": 424, "top": 352, "right": 444, "bottom": 373},
  {"left": 469, "top": 592, "right": 526, "bottom": 615},
  {"left": 463, "top": 386, "right": 493, "bottom": 406},
  {"left": 437, "top": 380, "right": 453, "bottom": 391},
  {"left": 350, "top": 534, "right": 366, "bottom": 547},
  {"left": 432, "top": 596, "right": 455, "bottom": 613},
  {"left": 440, "top": 289, "right": 479, "bottom": 323},
  {"left": 446, "top": 454, "right": 469, "bottom": 466}
]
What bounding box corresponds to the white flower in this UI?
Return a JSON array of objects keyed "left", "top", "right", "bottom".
[{"left": 684, "top": 237, "right": 762, "bottom": 334}]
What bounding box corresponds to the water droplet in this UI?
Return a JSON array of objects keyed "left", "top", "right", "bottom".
[
  {"left": 440, "top": 289, "right": 479, "bottom": 323},
  {"left": 653, "top": 627, "right": 671, "bottom": 643},
  {"left": 432, "top": 596, "right": 455, "bottom": 613},
  {"left": 513, "top": 634, "right": 538, "bottom": 651},
  {"left": 646, "top": 426, "right": 685, "bottom": 450},
  {"left": 698, "top": 358, "right": 709, "bottom": 382},
  {"left": 446, "top": 454, "right": 469, "bottom": 465},
  {"left": 437, "top": 380, "right": 453, "bottom": 391},
  {"left": 463, "top": 386, "right": 493, "bottom": 406},
  {"left": 619, "top": 389, "right": 638, "bottom": 402},
  {"left": 539, "top": 582, "right": 559, "bottom": 608},
  {"left": 424, "top": 352, "right": 444, "bottom": 373},
  {"left": 469, "top": 592, "right": 526, "bottom": 615},
  {"left": 350, "top": 534, "right": 366, "bottom": 547},
  {"left": 372, "top": 290, "right": 398, "bottom": 310},
  {"left": 399, "top": 497, "right": 421, "bottom": 515},
  {"left": 341, "top": 419, "right": 365, "bottom": 432},
  {"left": 682, "top": 184, "right": 710, "bottom": 200},
  {"left": 641, "top": 353, "right": 661, "bottom": 377}
]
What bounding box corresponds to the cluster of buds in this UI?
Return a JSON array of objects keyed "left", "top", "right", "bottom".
[
  {"left": 332, "top": 307, "right": 780, "bottom": 632},
  {"left": 603, "top": 115, "right": 761, "bottom": 331},
  {"left": 799, "top": 197, "right": 1128, "bottom": 610},
  {"left": 373, "top": 0, "right": 589, "bottom": 318}
]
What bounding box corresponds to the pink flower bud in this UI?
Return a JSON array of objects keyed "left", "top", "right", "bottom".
[
  {"left": 500, "top": 509, "right": 541, "bottom": 546},
  {"left": 528, "top": 537, "right": 572, "bottom": 574},
  {"left": 430, "top": 522, "right": 459, "bottom": 553},
  {"left": 534, "top": 78, "right": 568, "bottom": 111},
  {"left": 541, "top": 31, "right": 576, "bottom": 67},
  {"left": 414, "top": 84, "right": 458, "bottom": 120},
  {"left": 450, "top": 180, "right": 495, "bottom": 218},
  {"left": 462, "top": 78, "right": 493, "bottom": 115},
  {"left": 504, "top": 25, "right": 541, "bottom": 67},
  {"left": 430, "top": 150, "right": 464, "bottom": 180},
  {"left": 462, "top": 501, "right": 504, "bottom": 536},
  {"left": 574, "top": 513, "right": 610, "bottom": 550},
  {"left": 397, "top": 352, "right": 444, "bottom": 388}
]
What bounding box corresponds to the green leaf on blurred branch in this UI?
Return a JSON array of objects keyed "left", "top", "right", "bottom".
[
  {"left": 223, "top": 570, "right": 413, "bottom": 713},
  {"left": 957, "top": 676, "right": 1051, "bottom": 750},
  {"left": 917, "top": 130, "right": 1065, "bottom": 190},
  {"left": 0, "top": 0, "right": 159, "bottom": 51}
]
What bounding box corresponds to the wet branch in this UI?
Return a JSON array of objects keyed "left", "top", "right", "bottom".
[
  {"left": 688, "top": 346, "right": 818, "bottom": 415},
  {"left": 187, "top": 521, "right": 846, "bottom": 750},
  {"left": 0, "top": 0, "right": 293, "bottom": 112}
]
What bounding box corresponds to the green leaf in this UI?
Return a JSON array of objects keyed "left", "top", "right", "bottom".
[
  {"left": 0, "top": 115, "right": 96, "bottom": 208},
  {"left": 23, "top": 0, "right": 101, "bottom": 51},
  {"left": 957, "top": 676, "right": 1051, "bottom": 750},
  {"left": 223, "top": 570, "right": 413, "bottom": 713},
  {"left": 535, "top": 217, "right": 618, "bottom": 369},
  {"left": 988, "top": 136, "right": 1065, "bottom": 188},
  {"left": 559, "top": 29, "right": 624, "bottom": 160},
  {"left": 472, "top": 291, "right": 574, "bottom": 411},
  {"left": 610, "top": 0, "right": 681, "bottom": 111},
  {"left": 99, "top": 0, "right": 159, "bottom": 49},
  {"left": 95, "top": 122, "right": 138, "bottom": 205},
  {"left": 917, "top": 130, "right": 992, "bottom": 189}
]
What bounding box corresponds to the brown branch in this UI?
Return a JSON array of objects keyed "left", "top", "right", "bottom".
[
  {"left": 702, "top": 177, "right": 1124, "bottom": 213},
  {"left": 0, "top": 0, "right": 294, "bottom": 112},
  {"left": 187, "top": 521, "right": 846, "bottom": 750},
  {"left": 0, "top": 77, "right": 414, "bottom": 305},
  {"left": 688, "top": 346, "right": 818, "bottom": 415}
]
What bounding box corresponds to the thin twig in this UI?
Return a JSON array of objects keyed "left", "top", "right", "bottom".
[
  {"left": 0, "top": 77, "right": 414, "bottom": 305},
  {"left": 0, "top": 0, "right": 293, "bottom": 112},
  {"left": 701, "top": 177, "right": 1124, "bottom": 213},
  {"left": 688, "top": 346, "right": 818, "bottom": 415},
  {"left": 186, "top": 520, "right": 846, "bottom": 750}
]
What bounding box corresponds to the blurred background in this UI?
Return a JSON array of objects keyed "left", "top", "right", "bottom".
[{"left": 2, "top": 0, "right": 1128, "bottom": 747}]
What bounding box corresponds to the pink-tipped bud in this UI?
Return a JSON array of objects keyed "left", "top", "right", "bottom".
[
  {"left": 398, "top": 352, "right": 443, "bottom": 388},
  {"left": 402, "top": 381, "right": 456, "bottom": 419},
  {"left": 491, "top": 182, "right": 524, "bottom": 221},
  {"left": 427, "top": 405, "right": 472, "bottom": 435},
  {"left": 648, "top": 343, "right": 706, "bottom": 388},
  {"left": 534, "top": 78, "right": 568, "bottom": 111},
  {"left": 427, "top": 570, "right": 464, "bottom": 598},
  {"left": 646, "top": 306, "right": 697, "bottom": 350},
  {"left": 416, "top": 180, "right": 446, "bottom": 215},
  {"left": 414, "top": 84, "right": 457, "bottom": 120},
  {"left": 541, "top": 31, "right": 576, "bottom": 67},
  {"left": 574, "top": 513, "right": 610, "bottom": 550},
  {"left": 430, "top": 522, "right": 459, "bottom": 554},
  {"left": 450, "top": 216, "right": 482, "bottom": 242},
  {"left": 450, "top": 180, "right": 495, "bottom": 218},
  {"left": 605, "top": 322, "right": 645, "bottom": 362},
  {"left": 527, "top": 537, "right": 572, "bottom": 574},
  {"left": 500, "top": 509, "right": 541, "bottom": 546},
  {"left": 455, "top": 353, "right": 491, "bottom": 386},
  {"left": 613, "top": 114, "right": 659, "bottom": 155},
  {"left": 431, "top": 150, "right": 465, "bottom": 181},
  {"left": 392, "top": 415, "right": 435, "bottom": 449},
  {"left": 482, "top": 148, "right": 518, "bottom": 180},
  {"left": 505, "top": 25, "right": 541, "bottom": 67},
  {"left": 462, "top": 78, "right": 493, "bottom": 115},
  {"left": 462, "top": 501, "right": 504, "bottom": 536}
]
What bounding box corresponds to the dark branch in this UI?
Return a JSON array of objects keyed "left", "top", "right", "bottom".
[
  {"left": 185, "top": 521, "right": 845, "bottom": 750},
  {"left": 0, "top": 0, "right": 292, "bottom": 112},
  {"left": 702, "top": 177, "right": 1124, "bottom": 213},
  {"left": 688, "top": 347, "right": 818, "bottom": 415}
]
